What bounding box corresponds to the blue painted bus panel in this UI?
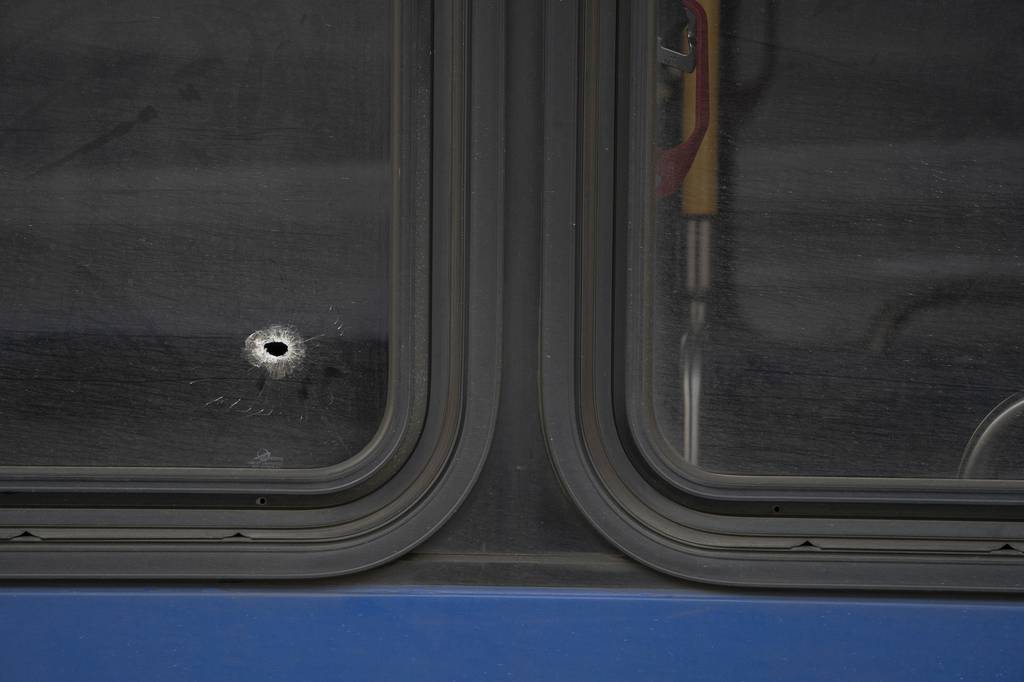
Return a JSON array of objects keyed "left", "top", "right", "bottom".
[{"left": 1, "top": 587, "right": 1021, "bottom": 681}]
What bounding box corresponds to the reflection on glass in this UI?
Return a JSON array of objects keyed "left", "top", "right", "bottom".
[
  {"left": 650, "top": 0, "right": 1024, "bottom": 479},
  {"left": 0, "top": 1, "right": 394, "bottom": 468}
]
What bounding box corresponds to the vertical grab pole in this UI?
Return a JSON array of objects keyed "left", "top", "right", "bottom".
[{"left": 679, "top": 0, "right": 718, "bottom": 467}]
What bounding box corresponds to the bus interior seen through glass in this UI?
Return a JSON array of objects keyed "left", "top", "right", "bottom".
[
  {"left": 0, "top": 1, "right": 392, "bottom": 468},
  {"left": 652, "top": 0, "right": 1024, "bottom": 479}
]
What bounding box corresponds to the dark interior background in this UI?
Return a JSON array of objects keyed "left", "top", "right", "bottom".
[
  {"left": 0, "top": 0, "right": 391, "bottom": 468},
  {"left": 653, "top": 0, "right": 1024, "bottom": 479}
]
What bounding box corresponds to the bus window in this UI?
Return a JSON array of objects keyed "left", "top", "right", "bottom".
[
  {"left": 0, "top": 1, "right": 398, "bottom": 469},
  {"left": 641, "top": 0, "right": 1024, "bottom": 480},
  {"left": 541, "top": 0, "right": 1024, "bottom": 590},
  {"left": 0, "top": 1, "right": 504, "bottom": 579}
]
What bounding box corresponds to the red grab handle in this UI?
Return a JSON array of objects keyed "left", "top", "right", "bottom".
[{"left": 655, "top": 0, "right": 710, "bottom": 199}]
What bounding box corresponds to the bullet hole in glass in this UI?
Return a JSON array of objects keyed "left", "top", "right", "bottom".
[
  {"left": 244, "top": 325, "right": 307, "bottom": 379},
  {"left": 264, "top": 341, "right": 289, "bottom": 357}
]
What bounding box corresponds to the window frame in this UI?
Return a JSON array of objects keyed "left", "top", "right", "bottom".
[
  {"left": 0, "top": 0, "right": 504, "bottom": 579},
  {"left": 541, "top": 0, "right": 1024, "bottom": 590}
]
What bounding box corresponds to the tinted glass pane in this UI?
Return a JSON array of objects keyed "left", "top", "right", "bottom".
[
  {"left": 0, "top": 1, "right": 394, "bottom": 468},
  {"left": 649, "top": 1, "right": 1024, "bottom": 479}
]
